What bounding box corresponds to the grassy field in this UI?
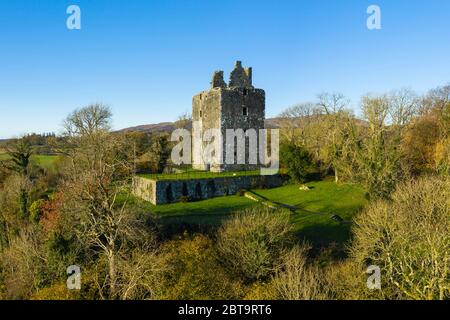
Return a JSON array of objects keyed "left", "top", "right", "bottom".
[
  {"left": 136, "top": 179, "right": 367, "bottom": 246},
  {"left": 0, "top": 153, "right": 59, "bottom": 172},
  {"left": 32, "top": 155, "right": 60, "bottom": 172}
]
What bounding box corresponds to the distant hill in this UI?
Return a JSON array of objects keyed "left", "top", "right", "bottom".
[
  {"left": 118, "top": 118, "right": 281, "bottom": 134},
  {"left": 117, "top": 116, "right": 368, "bottom": 134},
  {"left": 118, "top": 122, "right": 177, "bottom": 134}
]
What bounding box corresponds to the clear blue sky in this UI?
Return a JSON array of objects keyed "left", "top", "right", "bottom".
[{"left": 1, "top": 0, "right": 450, "bottom": 138}]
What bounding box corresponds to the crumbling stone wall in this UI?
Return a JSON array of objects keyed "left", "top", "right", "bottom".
[
  {"left": 132, "top": 174, "right": 284, "bottom": 205},
  {"left": 192, "top": 88, "right": 222, "bottom": 171},
  {"left": 211, "top": 71, "right": 226, "bottom": 88},
  {"left": 229, "top": 61, "right": 253, "bottom": 88},
  {"left": 132, "top": 177, "right": 157, "bottom": 203},
  {"left": 192, "top": 61, "right": 266, "bottom": 172}
]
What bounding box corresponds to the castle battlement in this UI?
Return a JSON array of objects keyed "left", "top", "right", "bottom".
[{"left": 211, "top": 60, "right": 253, "bottom": 89}]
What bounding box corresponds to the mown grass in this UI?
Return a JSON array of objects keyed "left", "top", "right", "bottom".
[
  {"left": 252, "top": 180, "right": 367, "bottom": 245},
  {"left": 138, "top": 169, "right": 262, "bottom": 181},
  {"left": 135, "top": 179, "right": 367, "bottom": 246}
]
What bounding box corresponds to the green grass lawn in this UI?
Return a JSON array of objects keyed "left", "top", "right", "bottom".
[
  {"left": 138, "top": 169, "right": 262, "bottom": 181},
  {"left": 148, "top": 195, "right": 255, "bottom": 225},
  {"left": 252, "top": 181, "right": 367, "bottom": 245},
  {"left": 136, "top": 179, "right": 367, "bottom": 246}
]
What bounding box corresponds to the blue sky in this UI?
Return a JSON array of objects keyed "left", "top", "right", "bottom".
[{"left": 1, "top": 0, "right": 450, "bottom": 138}]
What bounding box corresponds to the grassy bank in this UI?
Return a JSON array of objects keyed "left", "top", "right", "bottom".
[{"left": 134, "top": 179, "right": 367, "bottom": 246}]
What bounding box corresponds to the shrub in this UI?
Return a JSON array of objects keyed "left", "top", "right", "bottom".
[
  {"left": 159, "top": 235, "right": 243, "bottom": 300},
  {"left": 217, "top": 208, "right": 293, "bottom": 282},
  {"left": 115, "top": 248, "right": 166, "bottom": 300},
  {"left": 236, "top": 189, "right": 246, "bottom": 197},
  {"left": 0, "top": 227, "right": 46, "bottom": 299},
  {"left": 435, "top": 137, "right": 450, "bottom": 175},
  {"left": 244, "top": 282, "right": 277, "bottom": 300},
  {"left": 39, "top": 193, "right": 64, "bottom": 234},
  {"left": 29, "top": 199, "right": 45, "bottom": 223},
  {"left": 31, "top": 283, "right": 79, "bottom": 300},
  {"left": 322, "top": 260, "right": 382, "bottom": 300},
  {"left": 271, "top": 245, "right": 325, "bottom": 300},
  {"left": 280, "top": 143, "right": 317, "bottom": 184},
  {"left": 350, "top": 176, "right": 450, "bottom": 300}
]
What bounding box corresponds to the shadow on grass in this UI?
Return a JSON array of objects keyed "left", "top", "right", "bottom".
[
  {"left": 296, "top": 222, "right": 354, "bottom": 261},
  {"left": 296, "top": 223, "right": 352, "bottom": 246},
  {"left": 146, "top": 181, "right": 366, "bottom": 248}
]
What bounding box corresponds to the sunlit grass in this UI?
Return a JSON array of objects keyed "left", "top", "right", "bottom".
[
  {"left": 134, "top": 179, "right": 367, "bottom": 246},
  {"left": 138, "top": 169, "right": 262, "bottom": 181},
  {"left": 0, "top": 153, "right": 59, "bottom": 172}
]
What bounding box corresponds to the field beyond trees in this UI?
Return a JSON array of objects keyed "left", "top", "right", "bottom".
[{"left": 0, "top": 153, "right": 59, "bottom": 172}]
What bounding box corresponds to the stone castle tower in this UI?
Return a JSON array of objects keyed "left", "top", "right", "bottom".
[{"left": 192, "top": 61, "right": 265, "bottom": 172}]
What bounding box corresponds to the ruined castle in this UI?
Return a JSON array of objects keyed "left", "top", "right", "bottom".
[
  {"left": 132, "top": 61, "right": 283, "bottom": 205},
  {"left": 192, "top": 61, "right": 266, "bottom": 172}
]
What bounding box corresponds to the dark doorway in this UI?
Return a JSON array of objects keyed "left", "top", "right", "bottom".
[
  {"left": 195, "top": 183, "right": 203, "bottom": 200},
  {"left": 206, "top": 180, "right": 216, "bottom": 197},
  {"left": 182, "top": 182, "right": 188, "bottom": 197},
  {"left": 165, "top": 184, "right": 173, "bottom": 203}
]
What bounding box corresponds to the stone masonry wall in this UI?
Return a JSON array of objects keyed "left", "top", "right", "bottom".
[
  {"left": 132, "top": 174, "right": 284, "bottom": 205},
  {"left": 132, "top": 177, "right": 157, "bottom": 203},
  {"left": 220, "top": 87, "right": 265, "bottom": 172},
  {"left": 192, "top": 61, "right": 266, "bottom": 172},
  {"left": 192, "top": 88, "right": 222, "bottom": 171}
]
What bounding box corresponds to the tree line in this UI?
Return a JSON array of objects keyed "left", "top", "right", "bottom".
[
  {"left": 0, "top": 82, "right": 449, "bottom": 300},
  {"left": 278, "top": 86, "right": 450, "bottom": 199}
]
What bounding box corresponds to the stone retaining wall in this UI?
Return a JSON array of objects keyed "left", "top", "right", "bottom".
[{"left": 132, "top": 174, "right": 284, "bottom": 205}]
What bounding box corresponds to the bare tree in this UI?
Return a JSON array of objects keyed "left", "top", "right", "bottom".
[
  {"left": 317, "top": 92, "right": 350, "bottom": 115},
  {"left": 59, "top": 104, "right": 157, "bottom": 299},
  {"left": 388, "top": 88, "right": 420, "bottom": 127},
  {"left": 355, "top": 95, "right": 403, "bottom": 198},
  {"left": 316, "top": 92, "right": 353, "bottom": 183},
  {"left": 64, "top": 104, "right": 112, "bottom": 137},
  {"left": 276, "top": 102, "right": 319, "bottom": 146}
]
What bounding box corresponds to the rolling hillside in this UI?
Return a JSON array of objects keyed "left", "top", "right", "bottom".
[{"left": 118, "top": 118, "right": 281, "bottom": 134}]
